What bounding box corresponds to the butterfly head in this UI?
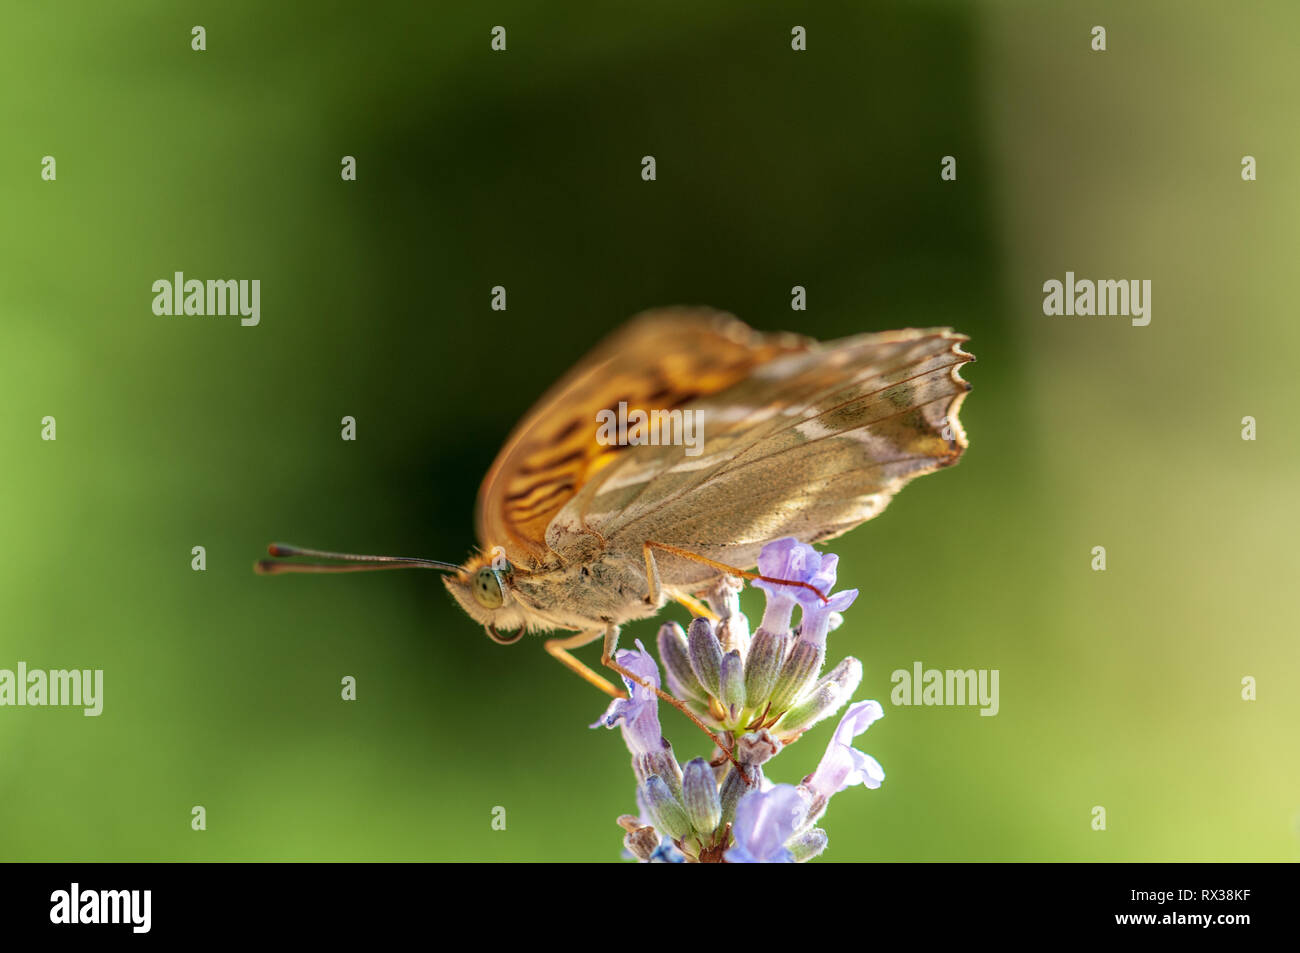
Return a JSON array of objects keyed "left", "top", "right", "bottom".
[{"left": 441, "top": 549, "right": 532, "bottom": 645}]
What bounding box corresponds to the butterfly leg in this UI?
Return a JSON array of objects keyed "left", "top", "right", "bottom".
[
  {"left": 545, "top": 630, "right": 624, "bottom": 699},
  {"left": 600, "top": 625, "right": 746, "bottom": 776},
  {"left": 671, "top": 591, "right": 718, "bottom": 621},
  {"left": 641, "top": 544, "right": 720, "bottom": 620},
  {"left": 641, "top": 542, "right": 664, "bottom": 605},
  {"left": 643, "top": 540, "right": 829, "bottom": 603},
  {"left": 639, "top": 543, "right": 722, "bottom": 616}
]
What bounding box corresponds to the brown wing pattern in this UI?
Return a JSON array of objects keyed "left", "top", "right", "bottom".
[
  {"left": 548, "top": 328, "right": 973, "bottom": 588},
  {"left": 476, "top": 308, "right": 810, "bottom": 564}
]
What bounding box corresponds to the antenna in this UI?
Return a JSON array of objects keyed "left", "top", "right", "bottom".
[{"left": 255, "top": 543, "right": 462, "bottom": 575}]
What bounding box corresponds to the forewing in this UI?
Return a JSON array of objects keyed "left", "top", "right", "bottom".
[
  {"left": 550, "top": 328, "right": 973, "bottom": 587},
  {"left": 476, "top": 308, "right": 809, "bottom": 565}
]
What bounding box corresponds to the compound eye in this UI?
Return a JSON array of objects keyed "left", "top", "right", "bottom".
[{"left": 472, "top": 567, "right": 505, "bottom": 609}]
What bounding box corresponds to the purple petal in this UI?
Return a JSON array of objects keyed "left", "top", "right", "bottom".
[
  {"left": 798, "top": 588, "right": 859, "bottom": 646},
  {"left": 724, "top": 784, "right": 808, "bottom": 863},
  {"left": 834, "top": 698, "right": 885, "bottom": 744},
  {"left": 756, "top": 537, "right": 818, "bottom": 581},
  {"left": 590, "top": 640, "right": 664, "bottom": 757},
  {"left": 807, "top": 552, "right": 841, "bottom": 595},
  {"left": 614, "top": 641, "right": 661, "bottom": 694},
  {"left": 752, "top": 538, "right": 824, "bottom": 603},
  {"left": 806, "top": 700, "right": 885, "bottom": 799},
  {"left": 752, "top": 538, "right": 827, "bottom": 633}
]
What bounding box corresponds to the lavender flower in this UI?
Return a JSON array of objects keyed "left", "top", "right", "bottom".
[
  {"left": 796, "top": 553, "right": 858, "bottom": 647},
  {"left": 592, "top": 640, "right": 682, "bottom": 792},
  {"left": 799, "top": 699, "right": 886, "bottom": 824},
  {"left": 724, "top": 785, "right": 808, "bottom": 863},
  {"left": 598, "top": 539, "right": 887, "bottom": 863},
  {"left": 751, "top": 537, "right": 823, "bottom": 633}
]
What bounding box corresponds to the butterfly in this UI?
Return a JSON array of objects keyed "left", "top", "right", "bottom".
[{"left": 258, "top": 307, "right": 973, "bottom": 756}]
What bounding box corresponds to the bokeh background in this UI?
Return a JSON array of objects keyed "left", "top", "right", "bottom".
[{"left": 2, "top": 0, "right": 1296, "bottom": 861}]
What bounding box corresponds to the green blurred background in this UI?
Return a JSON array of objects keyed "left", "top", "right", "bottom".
[{"left": 2, "top": 1, "right": 1296, "bottom": 861}]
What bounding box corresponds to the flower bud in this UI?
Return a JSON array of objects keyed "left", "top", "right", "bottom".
[
  {"left": 767, "top": 639, "right": 825, "bottom": 712},
  {"left": 634, "top": 742, "right": 684, "bottom": 798},
  {"left": 642, "top": 775, "right": 692, "bottom": 841},
  {"left": 743, "top": 627, "right": 786, "bottom": 709},
  {"left": 775, "top": 657, "right": 862, "bottom": 735},
  {"left": 718, "top": 763, "right": 761, "bottom": 829},
  {"left": 681, "top": 757, "right": 722, "bottom": 835},
  {"left": 718, "top": 650, "right": 746, "bottom": 715},
  {"left": 657, "top": 621, "right": 707, "bottom": 703},
  {"left": 787, "top": 828, "right": 828, "bottom": 862},
  {"left": 687, "top": 617, "right": 723, "bottom": 697}
]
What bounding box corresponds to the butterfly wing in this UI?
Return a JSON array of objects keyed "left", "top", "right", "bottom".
[
  {"left": 476, "top": 308, "right": 811, "bottom": 566},
  {"left": 547, "top": 327, "right": 973, "bottom": 589}
]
